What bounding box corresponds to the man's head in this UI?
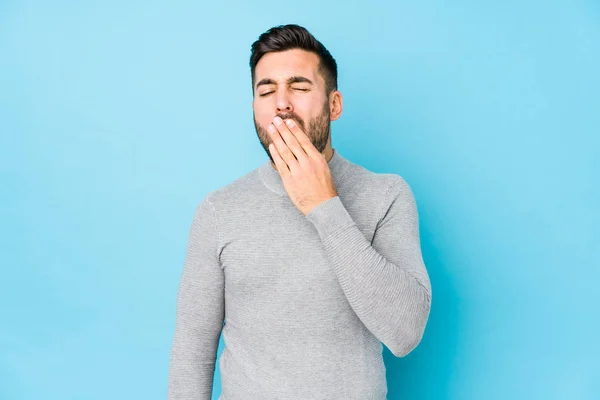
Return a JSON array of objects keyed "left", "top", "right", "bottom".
[{"left": 250, "top": 24, "right": 343, "bottom": 165}]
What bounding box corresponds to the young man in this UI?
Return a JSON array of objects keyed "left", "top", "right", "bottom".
[{"left": 167, "top": 24, "right": 432, "bottom": 400}]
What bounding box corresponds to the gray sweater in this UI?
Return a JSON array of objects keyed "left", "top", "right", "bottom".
[{"left": 167, "top": 148, "right": 432, "bottom": 399}]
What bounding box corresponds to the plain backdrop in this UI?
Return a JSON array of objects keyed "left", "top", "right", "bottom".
[{"left": 1, "top": 1, "right": 599, "bottom": 399}]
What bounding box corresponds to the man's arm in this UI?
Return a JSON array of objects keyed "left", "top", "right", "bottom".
[
  {"left": 305, "top": 176, "right": 432, "bottom": 357},
  {"left": 168, "top": 196, "right": 225, "bottom": 399}
]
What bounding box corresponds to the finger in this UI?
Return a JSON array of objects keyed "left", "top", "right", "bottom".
[
  {"left": 268, "top": 123, "right": 299, "bottom": 171},
  {"left": 268, "top": 142, "right": 290, "bottom": 177},
  {"left": 272, "top": 117, "right": 308, "bottom": 165},
  {"left": 284, "top": 118, "right": 322, "bottom": 160}
]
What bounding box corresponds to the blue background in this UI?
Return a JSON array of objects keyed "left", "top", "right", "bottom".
[{"left": 1, "top": 1, "right": 599, "bottom": 399}]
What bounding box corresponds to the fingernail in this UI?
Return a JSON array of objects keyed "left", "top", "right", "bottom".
[
  {"left": 273, "top": 116, "right": 282, "bottom": 125},
  {"left": 285, "top": 119, "right": 295, "bottom": 127},
  {"left": 268, "top": 124, "right": 276, "bottom": 133}
]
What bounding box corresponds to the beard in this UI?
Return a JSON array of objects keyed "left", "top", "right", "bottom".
[{"left": 254, "top": 100, "right": 331, "bottom": 166}]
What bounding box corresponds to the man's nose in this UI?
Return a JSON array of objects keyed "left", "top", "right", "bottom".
[{"left": 275, "top": 90, "right": 293, "bottom": 113}]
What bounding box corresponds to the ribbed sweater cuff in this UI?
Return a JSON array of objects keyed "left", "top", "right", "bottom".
[{"left": 305, "top": 196, "right": 356, "bottom": 239}]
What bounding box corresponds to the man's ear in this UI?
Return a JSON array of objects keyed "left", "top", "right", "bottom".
[{"left": 330, "top": 90, "right": 343, "bottom": 121}]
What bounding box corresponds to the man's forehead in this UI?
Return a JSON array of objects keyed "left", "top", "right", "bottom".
[{"left": 255, "top": 49, "right": 320, "bottom": 82}]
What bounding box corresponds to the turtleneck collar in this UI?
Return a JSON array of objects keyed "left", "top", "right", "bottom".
[{"left": 258, "top": 148, "right": 351, "bottom": 196}]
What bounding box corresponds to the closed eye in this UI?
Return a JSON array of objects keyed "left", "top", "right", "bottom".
[{"left": 259, "top": 88, "right": 309, "bottom": 97}]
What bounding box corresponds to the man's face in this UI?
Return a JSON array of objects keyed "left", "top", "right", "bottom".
[{"left": 252, "top": 49, "right": 331, "bottom": 164}]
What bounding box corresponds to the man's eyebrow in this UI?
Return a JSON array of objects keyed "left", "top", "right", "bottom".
[{"left": 255, "top": 76, "right": 314, "bottom": 89}]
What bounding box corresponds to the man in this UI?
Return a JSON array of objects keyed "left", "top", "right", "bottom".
[{"left": 167, "top": 24, "right": 432, "bottom": 400}]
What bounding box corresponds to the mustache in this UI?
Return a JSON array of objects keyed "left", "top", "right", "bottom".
[{"left": 275, "top": 114, "right": 305, "bottom": 128}]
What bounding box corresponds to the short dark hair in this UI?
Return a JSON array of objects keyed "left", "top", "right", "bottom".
[{"left": 249, "top": 24, "right": 338, "bottom": 96}]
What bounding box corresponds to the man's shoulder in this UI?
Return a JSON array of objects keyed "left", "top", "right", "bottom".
[
  {"left": 203, "top": 166, "right": 261, "bottom": 205},
  {"left": 344, "top": 160, "right": 410, "bottom": 195}
]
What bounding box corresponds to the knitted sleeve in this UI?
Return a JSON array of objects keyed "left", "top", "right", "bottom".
[
  {"left": 168, "top": 196, "right": 225, "bottom": 399},
  {"left": 305, "top": 176, "right": 432, "bottom": 357}
]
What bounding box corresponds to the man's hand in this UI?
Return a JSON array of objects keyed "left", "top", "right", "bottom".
[{"left": 267, "top": 116, "right": 338, "bottom": 216}]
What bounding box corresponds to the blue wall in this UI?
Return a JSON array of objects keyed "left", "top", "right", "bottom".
[{"left": 1, "top": 1, "right": 598, "bottom": 399}]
